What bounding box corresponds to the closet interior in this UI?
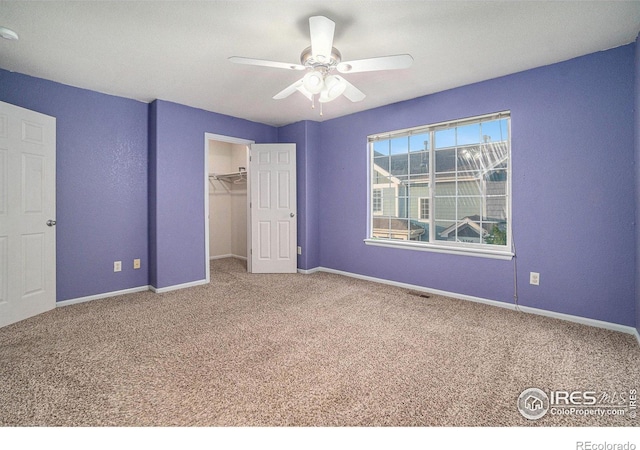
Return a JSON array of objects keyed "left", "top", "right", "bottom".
[{"left": 208, "top": 140, "right": 248, "bottom": 265}]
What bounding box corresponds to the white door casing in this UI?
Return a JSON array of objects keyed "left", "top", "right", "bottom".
[
  {"left": 249, "top": 143, "right": 297, "bottom": 273},
  {"left": 0, "top": 101, "right": 56, "bottom": 328}
]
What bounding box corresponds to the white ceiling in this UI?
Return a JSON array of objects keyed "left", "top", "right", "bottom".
[{"left": 1, "top": 1, "right": 639, "bottom": 127}]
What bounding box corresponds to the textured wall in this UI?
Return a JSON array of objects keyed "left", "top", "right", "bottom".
[
  {"left": 317, "top": 45, "right": 636, "bottom": 326},
  {"left": 0, "top": 69, "right": 149, "bottom": 301},
  {"left": 278, "top": 121, "right": 321, "bottom": 270}
]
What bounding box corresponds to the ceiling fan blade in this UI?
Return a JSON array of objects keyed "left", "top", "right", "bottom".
[
  {"left": 309, "top": 16, "right": 335, "bottom": 63},
  {"left": 229, "top": 56, "right": 305, "bottom": 71},
  {"left": 273, "top": 78, "right": 307, "bottom": 100},
  {"left": 338, "top": 76, "right": 366, "bottom": 102},
  {"left": 337, "top": 54, "right": 413, "bottom": 73}
]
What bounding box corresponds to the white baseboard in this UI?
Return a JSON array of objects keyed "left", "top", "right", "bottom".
[
  {"left": 210, "top": 254, "right": 247, "bottom": 261},
  {"left": 297, "top": 267, "right": 321, "bottom": 275},
  {"left": 309, "top": 266, "right": 640, "bottom": 342},
  {"left": 58, "top": 278, "right": 210, "bottom": 305},
  {"left": 150, "top": 279, "right": 208, "bottom": 294},
  {"left": 57, "top": 285, "right": 151, "bottom": 307}
]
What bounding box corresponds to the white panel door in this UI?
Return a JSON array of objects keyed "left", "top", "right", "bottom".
[
  {"left": 0, "top": 101, "right": 56, "bottom": 328},
  {"left": 249, "top": 143, "right": 296, "bottom": 273}
]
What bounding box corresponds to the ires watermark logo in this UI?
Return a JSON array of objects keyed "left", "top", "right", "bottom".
[{"left": 517, "top": 387, "right": 637, "bottom": 421}]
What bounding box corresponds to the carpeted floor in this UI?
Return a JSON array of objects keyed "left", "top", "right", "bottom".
[{"left": 1, "top": 257, "right": 638, "bottom": 426}]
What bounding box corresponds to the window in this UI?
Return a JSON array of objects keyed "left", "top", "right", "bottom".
[
  {"left": 367, "top": 112, "right": 512, "bottom": 259},
  {"left": 419, "top": 197, "right": 429, "bottom": 220},
  {"left": 372, "top": 189, "right": 382, "bottom": 214}
]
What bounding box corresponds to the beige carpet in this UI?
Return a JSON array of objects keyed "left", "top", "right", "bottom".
[{"left": 1, "top": 257, "right": 638, "bottom": 427}]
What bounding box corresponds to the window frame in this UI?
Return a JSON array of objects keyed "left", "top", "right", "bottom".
[{"left": 365, "top": 111, "right": 513, "bottom": 260}]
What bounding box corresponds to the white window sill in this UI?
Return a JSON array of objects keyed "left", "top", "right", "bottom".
[{"left": 363, "top": 238, "right": 514, "bottom": 260}]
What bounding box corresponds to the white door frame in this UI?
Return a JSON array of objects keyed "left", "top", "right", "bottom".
[{"left": 203, "top": 133, "right": 254, "bottom": 278}]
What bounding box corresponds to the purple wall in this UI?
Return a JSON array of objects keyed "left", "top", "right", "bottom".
[
  {"left": 317, "top": 45, "right": 636, "bottom": 327},
  {"left": 278, "top": 121, "right": 321, "bottom": 270},
  {"left": 149, "top": 100, "right": 277, "bottom": 289},
  {"left": 0, "top": 69, "right": 149, "bottom": 301}
]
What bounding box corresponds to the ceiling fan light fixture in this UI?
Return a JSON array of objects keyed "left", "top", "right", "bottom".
[
  {"left": 303, "top": 71, "right": 324, "bottom": 94},
  {"left": 0, "top": 26, "right": 19, "bottom": 41},
  {"left": 319, "top": 75, "right": 346, "bottom": 103}
]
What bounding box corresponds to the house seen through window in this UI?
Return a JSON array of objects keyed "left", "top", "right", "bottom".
[{"left": 368, "top": 112, "right": 511, "bottom": 255}]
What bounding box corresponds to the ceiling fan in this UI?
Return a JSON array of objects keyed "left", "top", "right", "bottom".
[{"left": 229, "top": 16, "right": 413, "bottom": 112}]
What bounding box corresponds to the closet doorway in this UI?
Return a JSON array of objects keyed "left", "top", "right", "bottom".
[
  {"left": 205, "top": 133, "right": 253, "bottom": 275},
  {"left": 204, "top": 133, "right": 298, "bottom": 276}
]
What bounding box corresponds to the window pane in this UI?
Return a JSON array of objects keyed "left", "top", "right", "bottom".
[
  {"left": 390, "top": 154, "right": 409, "bottom": 176},
  {"left": 456, "top": 123, "right": 481, "bottom": 145},
  {"left": 457, "top": 145, "right": 483, "bottom": 173},
  {"left": 435, "top": 129, "right": 455, "bottom": 149},
  {"left": 435, "top": 220, "right": 456, "bottom": 241},
  {"left": 435, "top": 148, "right": 456, "bottom": 174},
  {"left": 435, "top": 181, "right": 456, "bottom": 196},
  {"left": 456, "top": 220, "right": 483, "bottom": 243},
  {"left": 381, "top": 188, "right": 396, "bottom": 216},
  {"left": 457, "top": 179, "right": 482, "bottom": 197},
  {"left": 486, "top": 195, "right": 507, "bottom": 221},
  {"left": 390, "top": 137, "right": 408, "bottom": 155},
  {"left": 372, "top": 216, "right": 392, "bottom": 239},
  {"left": 410, "top": 133, "right": 429, "bottom": 152},
  {"left": 484, "top": 221, "right": 508, "bottom": 246},
  {"left": 397, "top": 196, "right": 409, "bottom": 218},
  {"left": 373, "top": 140, "right": 389, "bottom": 156},
  {"left": 372, "top": 158, "right": 390, "bottom": 184},
  {"left": 409, "top": 151, "right": 429, "bottom": 176},
  {"left": 480, "top": 120, "right": 506, "bottom": 143},
  {"left": 457, "top": 197, "right": 482, "bottom": 221},
  {"left": 434, "top": 197, "right": 456, "bottom": 221}
]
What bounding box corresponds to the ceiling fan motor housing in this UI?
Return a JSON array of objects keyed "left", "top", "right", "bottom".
[{"left": 300, "top": 46, "right": 342, "bottom": 74}]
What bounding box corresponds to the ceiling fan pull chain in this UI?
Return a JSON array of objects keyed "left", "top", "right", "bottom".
[
  {"left": 320, "top": 101, "right": 323, "bottom": 116},
  {"left": 311, "top": 94, "right": 315, "bottom": 109}
]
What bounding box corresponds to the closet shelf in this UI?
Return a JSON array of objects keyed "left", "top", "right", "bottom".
[{"left": 209, "top": 171, "right": 247, "bottom": 184}]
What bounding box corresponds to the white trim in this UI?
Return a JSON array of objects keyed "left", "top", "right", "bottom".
[
  {"left": 364, "top": 238, "right": 514, "bottom": 260},
  {"left": 206, "top": 133, "right": 255, "bottom": 146},
  {"left": 297, "top": 267, "right": 321, "bottom": 275},
  {"left": 150, "top": 279, "right": 208, "bottom": 294},
  {"left": 210, "top": 254, "right": 247, "bottom": 261},
  {"left": 56, "top": 286, "right": 150, "bottom": 307},
  {"left": 307, "top": 266, "right": 639, "bottom": 341},
  {"left": 204, "top": 135, "right": 210, "bottom": 284}
]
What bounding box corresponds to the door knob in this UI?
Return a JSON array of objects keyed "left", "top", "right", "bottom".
[
  {"left": 46, "top": 220, "right": 56, "bottom": 227},
  {"left": 290, "top": 213, "right": 295, "bottom": 217}
]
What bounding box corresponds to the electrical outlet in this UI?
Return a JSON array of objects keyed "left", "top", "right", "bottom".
[
  {"left": 297, "top": 246, "right": 302, "bottom": 255},
  {"left": 114, "top": 261, "right": 122, "bottom": 272},
  {"left": 530, "top": 272, "right": 540, "bottom": 286},
  {"left": 133, "top": 258, "right": 141, "bottom": 269}
]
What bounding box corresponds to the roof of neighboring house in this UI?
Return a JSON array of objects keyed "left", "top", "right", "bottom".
[
  {"left": 373, "top": 140, "right": 508, "bottom": 182},
  {"left": 373, "top": 217, "right": 426, "bottom": 232},
  {"left": 438, "top": 215, "right": 504, "bottom": 238}
]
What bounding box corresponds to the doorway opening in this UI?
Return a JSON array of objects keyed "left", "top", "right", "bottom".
[{"left": 204, "top": 133, "right": 254, "bottom": 279}]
